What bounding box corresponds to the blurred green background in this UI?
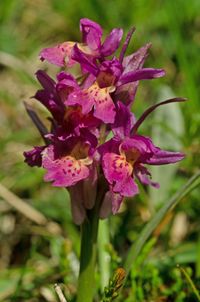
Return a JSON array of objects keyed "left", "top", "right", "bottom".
[{"left": 0, "top": 0, "right": 200, "bottom": 301}]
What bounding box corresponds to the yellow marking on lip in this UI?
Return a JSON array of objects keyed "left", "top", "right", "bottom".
[
  {"left": 86, "top": 82, "right": 115, "bottom": 104},
  {"left": 113, "top": 154, "right": 133, "bottom": 175},
  {"left": 119, "top": 146, "right": 140, "bottom": 167}
]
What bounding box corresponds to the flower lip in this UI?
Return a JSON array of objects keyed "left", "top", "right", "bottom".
[
  {"left": 67, "top": 81, "right": 116, "bottom": 124},
  {"left": 42, "top": 147, "right": 91, "bottom": 187}
]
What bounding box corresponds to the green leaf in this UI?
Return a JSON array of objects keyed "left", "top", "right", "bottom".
[
  {"left": 123, "top": 170, "right": 200, "bottom": 285},
  {"left": 177, "top": 265, "right": 200, "bottom": 301}
]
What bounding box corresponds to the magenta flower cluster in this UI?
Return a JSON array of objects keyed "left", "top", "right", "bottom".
[{"left": 24, "top": 18, "right": 184, "bottom": 224}]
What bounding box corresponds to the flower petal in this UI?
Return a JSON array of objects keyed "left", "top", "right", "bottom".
[
  {"left": 120, "top": 136, "right": 154, "bottom": 161},
  {"left": 112, "top": 101, "right": 135, "bottom": 139},
  {"left": 117, "top": 68, "right": 165, "bottom": 86},
  {"left": 135, "top": 164, "right": 159, "bottom": 188},
  {"left": 80, "top": 18, "right": 102, "bottom": 51},
  {"left": 119, "top": 27, "right": 136, "bottom": 63},
  {"left": 67, "top": 82, "right": 116, "bottom": 123},
  {"left": 115, "top": 43, "right": 151, "bottom": 105},
  {"left": 40, "top": 42, "right": 75, "bottom": 67},
  {"left": 102, "top": 153, "right": 138, "bottom": 196},
  {"left": 35, "top": 70, "right": 65, "bottom": 122},
  {"left": 145, "top": 149, "right": 185, "bottom": 165},
  {"left": 24, "top": 102, "right": 49, "bottom": 143},
  {"left": 97, "top": 58, "right": 122, "bottom": 87},
  {"left": 67, "top": 88, "right": 94, "bottom": 115},
  {"left": 121, "top": 135, "right": 185, "bottom": 166},
  {"left": 42, "top": 145, "right": 90, "bottom": 187},
  {"left": 101, "top": 28, "right": 123, "bottom": 56},
  {"left": 122, "top": 43, "right": 151, "bottom": 72},
  {"left": 71, "top": 44, "right": 99, "bottom": 75},
  {"left": 92, "top": 86, "right": 116, "bottom": 123},
  {"left": 56, "top": 71, "right": 79, "bottom": 102},
  {"left": 24, "top": 146, "right": 45, "bottom": 167}
]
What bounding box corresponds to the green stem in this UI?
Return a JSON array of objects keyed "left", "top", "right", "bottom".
[
  {"left": 77, "top": 189, "right": 104, "bottom": 302},
  {"left": 98, "top": 219, "right": 110, "bottom": 292}
]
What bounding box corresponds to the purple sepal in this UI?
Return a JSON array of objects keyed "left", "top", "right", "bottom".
[
  {"left": 35, "top": 70, "right": 65, "bottom": 122},
  {"left": 135, "top": 164, "right": 159, "bottom": 188},
  {"left": 97, "top": 58, "right": 122, "bottom": 87},
  {"left": 80, "top": 18, "right": 102, "bottom": 51},
  {"left": 112, "top": 101, "right": 135, "bottom": 139},
  {"left": 119, "top": 26, "right": 136, "bottom": 63},
  {"left": 24, "top": 146, "right": 45, "bottom": 167},
  {"left": 145, "top": 149, "right": 185, "bottom": 165},
  {"left": 97, "top": 138, "right": 121, "bottom": 160},
  {"left": 122, "top": 43, "right": 151, "bottom": 72},
  {"left": 56, "top": 71, "right": 79, "bottom": 102},
  {"left": 117, "top": 68, "right": 165, "bottom": 86},
  {"left": 40, "top": 41, "right": 75, "bottom": 67},
  {"left": 115, "top": 43, "right": 151, "bottom": 105},
  {"left": 24, "top": 102, "right": 49, "bottom": 143},
  {"left": 101, "top": 28, "right": 123, "bottom": 57},
  {"left": 71, "top": 44, "right": 98, "bottom": 75}
]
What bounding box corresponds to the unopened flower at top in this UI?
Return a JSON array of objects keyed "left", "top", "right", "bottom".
[{"left": 24, "top": 18, "right": 185, "bottom": 224}]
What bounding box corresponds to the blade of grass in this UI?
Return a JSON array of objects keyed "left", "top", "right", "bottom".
[
  {"left": 177, "top": 265, "right": 200, "bottom": 301},
  {"left": 196, "top": 234, "right": 200, "bottom": 278},
  {"left": 122, "top": 170, "right": 200, "bottom": 287}
]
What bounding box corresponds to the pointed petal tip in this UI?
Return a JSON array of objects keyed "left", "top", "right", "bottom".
[
  {"left": 128, "top": 26, "right": 136, "bottom": 35},
  {"left": 155, "top": 68, "right": 165, "bottom": 77}
]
